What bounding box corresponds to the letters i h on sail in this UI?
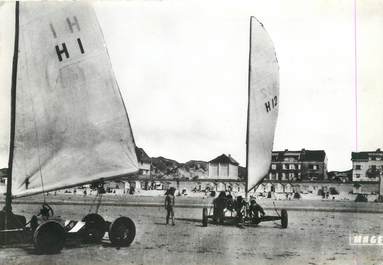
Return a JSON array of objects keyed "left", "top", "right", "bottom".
[{"left": 10, "top": 2, "right": 138, "bottom": 198}]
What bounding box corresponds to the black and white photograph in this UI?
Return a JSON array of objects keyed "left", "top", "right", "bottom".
[{"left": 0, "top": 1, "right": 382, "bottom": 264}]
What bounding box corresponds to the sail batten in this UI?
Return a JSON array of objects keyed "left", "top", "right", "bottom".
[
  {"left": 11, "top": 2, "right": 138, "bottom": 197},
  {"left": 246, "top": 17, "right": 279, "bottom": 191}
]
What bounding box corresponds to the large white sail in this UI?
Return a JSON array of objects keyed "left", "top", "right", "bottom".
[
  {"left": 11, "top": 2, "right": 138, "bottom": 197},
  {"left": 247, "top": 17, "right": 279, "bottom": 191}
]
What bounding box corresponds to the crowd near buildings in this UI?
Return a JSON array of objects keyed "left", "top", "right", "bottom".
[{"left": 0, "top": 147, "right": 382, "bottom": 200}]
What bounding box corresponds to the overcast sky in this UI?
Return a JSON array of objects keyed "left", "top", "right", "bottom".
[{"left": 0, "top": 0, "right": 382, "bottom": 171}]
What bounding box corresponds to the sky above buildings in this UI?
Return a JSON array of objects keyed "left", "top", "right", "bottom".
[{"left": 0, "top": 0, "right": 382, "bottom": 171}]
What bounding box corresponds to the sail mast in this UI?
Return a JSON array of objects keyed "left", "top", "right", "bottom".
[
  {"left": 245, "top": 17, "right": 253, "bottom": 200},
  {"left": 5, "top": 1, "right": 20, "bottom": 211}
]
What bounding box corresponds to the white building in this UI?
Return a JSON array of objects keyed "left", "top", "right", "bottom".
[
  {"left": 351, "top": 149, "right": 383, "bottom": 182},
  {"left": 208, "top": 154, "right": 239, "bottom": 180}
]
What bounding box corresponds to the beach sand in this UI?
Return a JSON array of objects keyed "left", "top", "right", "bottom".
[{"left": 0, "top": 195, "right": 382, "bottom": 265}]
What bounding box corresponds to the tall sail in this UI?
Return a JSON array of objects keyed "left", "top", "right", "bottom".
[
  {"left": 246, "top": 17, "right": 279, "bottom": 191},
  {"left": 11, "top": 2, "right": 138, "bottom": 197}
]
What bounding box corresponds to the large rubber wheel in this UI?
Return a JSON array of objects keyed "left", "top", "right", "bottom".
[
  {"left": 109, "top": 217, "right": 136, "bottom": 246},
  {"left": 33, "top": 221, "right": 65, "bottom": 254},
  {"left": 202, "top": 208, "right": 208, "bottom": 227},
  {"left": 82, "top": 213, "right": 106, "bottom": 243},
  {"left": 281, "top": 209, "right": 288, "bottom": 229}
]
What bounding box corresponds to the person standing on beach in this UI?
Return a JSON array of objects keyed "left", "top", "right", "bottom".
[{"left": 165, "top": 187, "right": 175, "bottom": 225}]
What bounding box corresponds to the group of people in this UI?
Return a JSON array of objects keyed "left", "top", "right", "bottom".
[
  {"left": 213, "top": 191, "right": 265, "bottom": 225},
  {"left": 164, "top": 188, "right": 266, "bottom": 226}
]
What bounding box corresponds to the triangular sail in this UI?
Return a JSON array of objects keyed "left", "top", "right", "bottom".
[
  {"left": 11, "top": 2, "right": 138, "bottom": 197},
  {"left": 246, "top": 17, "right": 279, "bottom": 191}
]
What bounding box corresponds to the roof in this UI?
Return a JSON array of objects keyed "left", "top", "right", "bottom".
[
  {"left": 351, "top": 152, "right": 369, "bottom": 160},
  {"left": 327, "top": 169, "right": 352, "bottom": 178},
  {"left": 352, "top": 149, "right": 382, "bottom": 160},
  {"left": 301, "top": 150, "right": 326, "bottom": 162},
  {"left": 209, "top": 154, "right": 239, "bottom": 166},
  {"left": 271, "top": 149, "right": 326, "bottom": 162},
  {"left": 135, "top": 147, "right": 151, "bottom": 163}
]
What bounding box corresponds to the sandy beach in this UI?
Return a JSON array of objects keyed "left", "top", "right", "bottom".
[{"left": 0, "top": 195, "right": 382, "bottom": 265}]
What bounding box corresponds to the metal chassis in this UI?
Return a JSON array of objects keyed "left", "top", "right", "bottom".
[{"left": 203, "top": 206, "right": 287, "bottom": 227}]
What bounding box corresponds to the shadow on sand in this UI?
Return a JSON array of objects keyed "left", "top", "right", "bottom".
[
  {"left": 174, "top": 217, "right": 284, "bottom": 229},
  {"left": 18, "top": 240, "right": 127, "bottom": 255},
  {"left": 153, "top": 222, "right": 168, "bottom": 226}
]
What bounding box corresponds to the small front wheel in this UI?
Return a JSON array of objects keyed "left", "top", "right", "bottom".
[{"left": 109, "top": 217, "right": 136, "bottom": 246}]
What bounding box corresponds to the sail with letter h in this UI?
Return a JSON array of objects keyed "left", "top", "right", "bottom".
[
  {"left": 246, "top": 17, "right": 279, "bottom": 192},
  {"left": 9, "top": 2, "right": 138, "bottom": 198}
]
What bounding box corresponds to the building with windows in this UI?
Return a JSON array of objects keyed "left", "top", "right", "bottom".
[
  {"left": 351, "top": 149, "right": 383, "bottom": 182},
  {"left": 208, "top": 154, "right": 239, "bottom": 180},
  {"left": 267, "top": 149, "right": 328, "bottom": 182}
]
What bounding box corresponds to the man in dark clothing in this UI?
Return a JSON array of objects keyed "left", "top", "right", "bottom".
[
  {"left": 213, "top": 191, "right": 227, "bottom": 224},
  {"left": 248, "top": 199, "right": 265, "bottom": 224},
  {"left": 165, "top": 187, "right": 175, "bottom": 225},
  {"left": 233, "top": 196, "right": 247, "bottom": 224}
]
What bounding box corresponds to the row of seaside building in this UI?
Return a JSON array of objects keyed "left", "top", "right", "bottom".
[
  {"left": 1, "top": 148, "right": 382, "bottom": 198},
  {"left": 126, "top": 148, "right": 383, "bottom": 198},
  {"left": 207, "top": 148, "right": 383, "bottom": 183}
]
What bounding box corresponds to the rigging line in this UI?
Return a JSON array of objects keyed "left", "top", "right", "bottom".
[
  {"left": 95, "top": 193, "right": 103, "bottom": 214},
  {"left": 89, "top": 189, "right": 99, "bottom": 213}
]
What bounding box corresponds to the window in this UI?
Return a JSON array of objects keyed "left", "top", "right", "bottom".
[
  {"left": 271, "top": 164, "right": 277, "bottom": 170},
  {"left": 309, "top": 164, "right": 318, "bottom": 170},
  {"left": 355, "top": 174, "right": 360, "bottom": 178},
  {"left": 355, "top": 164, "right": 361, "bottom": 170},
  {"left": 289, "top": 164, "right": 296, "bottom": 170},
  {"left": 282, "top": 173, "right": 286, "bottom": 180},
  {"left": 282, "top": 164, "right": 288, "bottom": 170},
  {"left": 298, "top": 164, "right": 301, "bottom": 170},
  {"left": 288, "top": 173, "right": 295, "bottom": 180}
]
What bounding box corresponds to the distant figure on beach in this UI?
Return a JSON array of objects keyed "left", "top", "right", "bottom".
[{"left": 165, "top": 187, "right": 176, "bottom": 225}]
